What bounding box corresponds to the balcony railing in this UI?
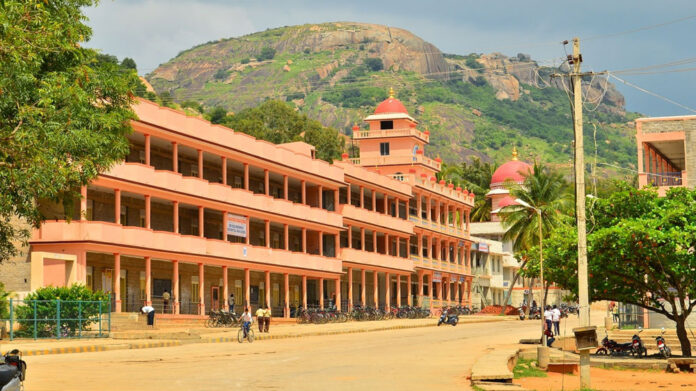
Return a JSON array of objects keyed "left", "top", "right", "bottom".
[
  {"left": 408, "top": 215, "right": 467, "bottom": 238},
  {"left": 411, "top": 255, "right": 468, "bottom": 274},
  {"left": 353, "top": 128, "right": 429, "bottom": 142},
  {"left": 389, "top": 173, "right": 475, "bottom": 206},
  {"left": 347, "top": 154, "right": 441, "bottom": 171},
  {"left": 647, "top": 172, "right": 683, "bottom": 187}
]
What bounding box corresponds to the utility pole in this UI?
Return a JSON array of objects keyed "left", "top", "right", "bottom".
[{"left": 552, "top": 37, "right": 592, "bottom": 389}]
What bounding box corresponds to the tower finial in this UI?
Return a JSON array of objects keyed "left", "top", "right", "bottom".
[
  {"left": 512, "top": 146, "right": 519, "bottom": 161},
  {"left": 389, "top": 87, "right": 395, "bottom": 98}
]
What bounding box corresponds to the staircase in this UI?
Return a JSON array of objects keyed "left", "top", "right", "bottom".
[{"left": 608, "top": 329, "right": 696, "bottom": 352}]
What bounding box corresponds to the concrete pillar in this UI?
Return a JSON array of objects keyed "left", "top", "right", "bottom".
[
  {"left": 198, "top": 263, "right": 205, "bottom": 315},
  {"left": 114, "top": 189, "right": 121, "bottom": 224},
  {"left": 283, "top": 175, "right": 288, "bottom": 200},
  {"left": 319, "top": 277, "right": 324, "bottom": 309},
  {"left": 113, "top": 253, "right": 121, "bottom": 313},
  {"left": 372, "top": 230, "right": 377, "bottom": 253},
  {"left": 197, "top": 149, "right": 203, "bottom": 179},
  {"left": 302, "top": 275, "right": 308, "bottom": 308},
  {"left": 436, "top": 201, "right": 440, "bottom": 224},
  {"left": 144, "top": 134, "right": 151, "bottom": 166},
  {"left": 360, "top": 186, "right": 364, "bottom": 208},
  {"left": 396, "top": 274, "right": 401, "bottom": 307},
  {"left": 407, "top": 274, "right": 412, "bottom": 306},
  {"left": 334, "top": 234, "right": 339, "bottom": 257},
  {"left": 284, "top": 224, "right": 289, "bottom": 251},
  {"left": 416, "top": 193, "right": 422, "bottom": 219},
  {"left": 264, "top": 169, "right": 269, "bottom": 196},
  {"left": 222, "top": 266, "right": 229, "bottom": 309},
  {"left": 346, "top": 184, "right": 351, "bottom": 206},
  {"left": 144, "top": 195, "right": 151, "bottom": 229},
  {"left": 265, "top": 220, "right": 270, "bottom": 248},
  {"left": 302, "top": 228, "right": 307, "bottom": 253},
  {"left": 360, "top": 227, "right": 366, "bottom": 251},
  {"left": 172, "top": 142, "right": 178, "bottom": 172},
  {"left": 319, "top": 231, "right": 323, "bottom": 256},
  {"left": 173, "top": 201, "right": 179, "bottom": 234},
  {"left": 406, "top": 237, "right": 410, "bottom": 258},
  {"left": 222, "top": 211, "right": 228, "bottom": 241},
  {"left": 244, "top": 268, "right": 250, "bottom": 308},
  {"left": 284, "top": 273, "right": 290, "bottom": 318},
  {"left": 145, "top": 256, "right": 152, "bottom": 305},
  {"left": 265, "top": 271, "right": 271, "bottom": 309},
  {"left": 198, "top": 206, "right": 204, "bottom": 237},
  {"left": 372, "top": 191, "right": 376, "bottom": 212},
  {"left": 373, "top": 271, "right": 379, "bottom": 307},
  {"left": 243, "top": 163, "right": 249, "bottom": 190},
  {"left": 335, "top": 278, "right": 341, "bottom": 311},
  {"left": 385, "top": 233, "right": 390, "bottom": 256},
  {"left": 80, "top": 186, "right": 87, "bottom": 221},
  {"left": 221, "top": 157, "right": 227, "bottom": 185},
  {"left": 347, "top": 225, "right": 352, "bottom": 249},
  {"left": 301, "top": 180, "right": 306, "bottom": 204},
  {"left": 427, "top": 235, "right": 433, "bottom": 259},
  {"left": 361, "top": 269, "right": 366, "bottom": 306},
  {"left": 385, "top": 272, "right": 391, "bottom": 310},
  {"left": 348, "top": 267, "right": 354, "bottom": 310},
  {"left": 245, "top": 216, "right": 250, "bottom": 245},
  {"left": 334, "top": 189, "right": 339, "bottom": 212},
  {"left": 384, "top": 194, "right": 389, "bottom": 214},
  {"left": 318, "top": 185, "right": 323, "bottom": 209},
  {"left": 417, "top": 233, "right": 422, "bottom": 258},
  {"left": 172, "top": 260, "right": 179, "bottom": 314}
]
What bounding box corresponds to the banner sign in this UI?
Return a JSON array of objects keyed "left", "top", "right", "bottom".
[
  {"left": 226, "top": 214, "right": 247, "bottom": 238},
  {"left": 478, "top": 242, "right": 489, "bottom": 253},
  {"left": 433, "top": 272, "right": 442, "bottom": 283}
]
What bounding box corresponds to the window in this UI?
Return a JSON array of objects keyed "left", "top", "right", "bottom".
[
  {"left": 191, "top": 276, "right": 200, "bottom": 303},
  {"left": 380, "top": 120, "right": 393, "bottom": 130},
  {"left": 380, "top": 142, "right": 390, "bottom": 156}
]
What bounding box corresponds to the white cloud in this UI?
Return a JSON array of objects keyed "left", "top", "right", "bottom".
[{"left": 84, "top": 0, "right": 256, "bottom": 73}]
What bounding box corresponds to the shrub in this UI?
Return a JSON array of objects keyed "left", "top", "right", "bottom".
[
  {"left": 257, "top": 47, "right": 276, "bottom": 61},
  {"left": 213, "top": 68, "right": 228, "bottom": 80},
  {"left": 0, "top": 282, "right": 9, "bottom": 319},
  {"left": 240, "top": 58, "right": 250, "bottom": 64},
  {"left": 14, "top": 285, "right": 109, "bottom": 337},
  {"left": 364, "top": 57, "right": 383, "bottom": 72}
]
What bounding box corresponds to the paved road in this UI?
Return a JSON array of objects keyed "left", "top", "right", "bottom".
[{"left": 25, "top": 318, "right": 542, "bottom": 391}]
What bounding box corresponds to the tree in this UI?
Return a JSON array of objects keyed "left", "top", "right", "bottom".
[
  {"left": 120, "top": 57, "right": 137, "bottom": 70},
  {"left": 364, "top": 57, "right": 384, "bottom": 72},
  {"left": 0, "top": 0, "right": 136, "bottom": 261},
  {"left": 223, "top": 100, "right": 344, "bottom": 162},
  {"left": 530, "top": 185, "right": 696, "bottom": 357},
  {"left": 207, "top": 106, "right": 228, "bottom": 124},
  {"left": 437, "top": 157, "right": 497, "bottom": 222},
  {"left": 498, "top": 161, "right": 572, "bottom": 313},
  {"left": 257, "top": 47, "right": 276, "bottom": 61}
]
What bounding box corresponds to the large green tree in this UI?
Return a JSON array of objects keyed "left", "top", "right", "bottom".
[
  {"left": 526, "top": 185, "right": 696, "bottom": 356},
  {"left": 497, "top": 161, "right": 572, "bottom": 312},
  {"left": 438, "top": 157, "right": 497, "bottom": 221},
  {"left": 0, "top": 0, "right": 136, "bottom": 260}
]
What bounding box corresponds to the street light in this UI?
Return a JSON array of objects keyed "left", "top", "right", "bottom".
[{"left": 516, "top": 198, "right": 546, "bottom": 346}]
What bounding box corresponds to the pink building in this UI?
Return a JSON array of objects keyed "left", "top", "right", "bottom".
[{"left": 20, "top": 92, "right": 475, "bottom": 318}]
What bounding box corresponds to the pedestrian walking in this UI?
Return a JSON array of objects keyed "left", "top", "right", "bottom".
[
  {"left": 544, "top": 327, "right": 555, "bottom": 347},
  {"left": 141, "top": 305, "right": 156, "bottom": 327},
  {"left": 162, "top": 290, "right": 171, "bottom": 313},
  {"left": 552, "top": 305, "right": 561, "bottom": 335},
  {"left": 228, "top": 293, "right": 236, "bottom": 313},
  {"left": 612, "top": 302, "right": 620, "bottom": 323},
  {"left": 543, "top": 305, "right": 553, "bottom": 333},
  {"left": 255, "top": 306, "right": 265, "bottom": 332},
  {"left": 263, "top": 306, "right": 271, "bottom": 332}
]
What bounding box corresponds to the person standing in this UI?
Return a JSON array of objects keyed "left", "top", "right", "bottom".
[
  {"left": 552, "top": 305, "right": 561, "bottom": 336},
  {"left": 543, "top": 305, "right": 553, "bottom": 333},
  {"left": 228, "top": 293, "right": 236, "bottom": 313},
  {"left": 612, "top": 302, "right": 620, "bottom": 323},
  {"left": 263, "top": 306, "right": 271, "bottom": 333},
  {"left": 141, "top": 305, "right": 156, "bottom": 327},
  {"left": 255, "top": 306, "right": 265, "bottom": 332},
  {"left": 162, "top": 290, "right": 171, "bottom": 313}
]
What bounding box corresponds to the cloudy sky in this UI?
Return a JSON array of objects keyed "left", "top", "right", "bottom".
[{"left": 84, "top": 0, "right": 696, "bottom": 116}]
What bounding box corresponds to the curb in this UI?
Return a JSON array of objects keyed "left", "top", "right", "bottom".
[{"left": 22, "top": 340, "right": 182, "bottom": 356}]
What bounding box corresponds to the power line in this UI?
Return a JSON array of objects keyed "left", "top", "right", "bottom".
[
  {"left": 583, "top": 14, "right": 696, "bottom": 41},
  {"left": 608, "top": 73, "right": 696, "bottom": 113}
]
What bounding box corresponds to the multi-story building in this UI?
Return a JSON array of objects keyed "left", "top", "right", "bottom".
[
  {"left": 635, "top": 115, "right": 694, "bottom": 194},
  {"left": 5, "top": 92, "right": 476, "bottom": 318}
]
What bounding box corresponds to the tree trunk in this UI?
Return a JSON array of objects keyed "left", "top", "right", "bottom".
[
  {"left": 499, "top": 261, "right": 527, "bottom": 316},
  {"left": 525, "top": 277, "right": 535, "bottom": 317},
  {"left": 675, "top": 315, "right": 692, "bottom": 357},
  {"left": 543, "top": 283, "right": 550, "bottom": 307}
]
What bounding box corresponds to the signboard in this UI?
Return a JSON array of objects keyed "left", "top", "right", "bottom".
[
  {"left": 433, "top": 272, "right": 442, "bottom": 283},
  {"left": 478, "top": 242, "right": 489, "bottom": 253},
  {"left": 459, "top": 276, "right": 466, "bottom": 283},
  {"left": 226, "top": 214, "right": 247, "bottom": 238}
]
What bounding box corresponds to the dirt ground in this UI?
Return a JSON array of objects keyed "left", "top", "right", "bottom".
[{"left": 516, "top": 367, "right": 696, "bottom": 391}]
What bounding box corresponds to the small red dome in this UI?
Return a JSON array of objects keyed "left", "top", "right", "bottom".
[
  {"left": 491, "top": 160, "right": 532, "bottom": 187},
  {"left": 374, "top": 97, "right": 409, "bottom": 115},
  {"left": 352, "top": 125, "right": 360, "bottom": 131}
]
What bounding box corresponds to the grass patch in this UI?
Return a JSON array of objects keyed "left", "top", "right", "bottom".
[{"left": 513, "top": 358, "right": 547, "bottom": 379}]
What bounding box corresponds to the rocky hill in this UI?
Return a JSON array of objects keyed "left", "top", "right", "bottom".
[{"left": 147, "top": 22, "right": 638, "bottom": 170}]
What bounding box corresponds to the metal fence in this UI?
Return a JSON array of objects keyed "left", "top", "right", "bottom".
[
  {"left": 617, "top": 303, "right": 645, "bottom": 329},
  {"left": 1, "top": 299, "right": 111, "bottom": 341}
]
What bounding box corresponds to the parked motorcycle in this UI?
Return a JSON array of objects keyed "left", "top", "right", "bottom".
[
  {"left": 631, "top": 328, "right": 648, "bottom": 358},
  {"left": 518, "top": 307, "right": 526, "bottom": 321},
  {"left": 656, "top": 328, "right": 671, "bottom": 358},
  {"left": 595, "top": 333, "right": 632, "bottom": 356},
  {"left": 437, "top": 310, "right": 459, "bottom": 326},
  {"left": 0, "top": 350, "right": 26, "bottom": 391}
]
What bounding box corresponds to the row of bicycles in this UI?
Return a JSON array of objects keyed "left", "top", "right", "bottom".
[
  {"left": 206, "top": 310, "right": 241, "bottom": 328},
  {"left": 295, "top": 307, "right": 349, "bottom": 324}
]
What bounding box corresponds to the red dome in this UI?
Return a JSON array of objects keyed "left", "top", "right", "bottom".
[
  {"left": 491, "top": 160, "right": 532, "bottom": 187},
  {"left": 374, "top": 97, "right": 409, "bottom": 115}
]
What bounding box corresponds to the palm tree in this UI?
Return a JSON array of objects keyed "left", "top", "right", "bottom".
[
  {"left": 439, "top": 158, "right": 497, "bottom": 222},
  {"left": 498, "top": 161, "right": 572, "bottom": 312}
]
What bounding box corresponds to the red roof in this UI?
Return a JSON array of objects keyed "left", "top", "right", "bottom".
[
  {"left": 374, "top": 97, "right": 409, "bottom": 115},
  {"left": 497, "top": 196, "right": 519, "bottom": 208},
  {"left": 491, "top": 160, "right": 532, "bottom": 186}
]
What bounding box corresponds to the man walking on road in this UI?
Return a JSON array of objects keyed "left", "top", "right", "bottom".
[
  {"left": 552, "top": 305, "right": 561, "bottom": 335},
  {"left": 263, "top": 306, "right": 271, "bottom": 332},
  {"left": 228, "top": 293, "right": 236, "bottom": 313},
  {"left": 162, "top": 290, "right": 170, "bottom": 313},
  {"left": 255, "top": 306, "right": 265, "bottom": 332},
  {"left": 544, "top": 306, "right": 553, "bottom": 333}
]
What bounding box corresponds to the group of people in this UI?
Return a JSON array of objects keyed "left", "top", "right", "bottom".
[{"left": 543, "top": 305, "right": 562, "bottom": 347}]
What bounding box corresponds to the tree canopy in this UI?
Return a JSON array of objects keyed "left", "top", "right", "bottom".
[
  {"left": 211, "top": 100, "right": 345, "bottom": 162},
  {"left": 0, "top": 0, "right": 136, "bottom": 260},
  {"left": 523, "top": 185, "right": 696, "bottom": 356}
]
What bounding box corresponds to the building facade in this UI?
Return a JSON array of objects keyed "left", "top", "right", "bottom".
[{"left": 6, "top": 94, "right": 476, "bottom": 318}]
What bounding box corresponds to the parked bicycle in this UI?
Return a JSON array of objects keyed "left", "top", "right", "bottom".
[{"left": 206, "top": 310, "right": 240, "bottom": 328}]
